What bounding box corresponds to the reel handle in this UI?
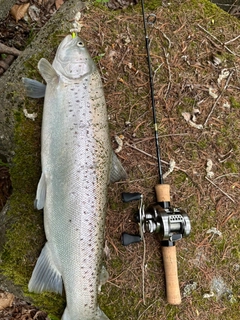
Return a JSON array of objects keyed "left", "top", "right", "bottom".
[
  {"left": 122, "top": 192, "right": 142, "bottom": 203},
  {"left": 162, "top": 244, "right": 181, "bottom": 305}
]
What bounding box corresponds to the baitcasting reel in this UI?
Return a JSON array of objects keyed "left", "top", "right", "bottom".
[
  {"left": 121, "top": 184, "right": 191, "bottom": 305},
  {"left": 121, "top": 186, "right": 191, "bottom": 246}
]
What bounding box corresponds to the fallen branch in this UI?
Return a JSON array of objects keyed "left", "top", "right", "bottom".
[
  {"left": 0, "top": 43, "right": 22, "bottom": 56},
  {"left": 0, "top": 55, "right": 15, "bottom": 75}
]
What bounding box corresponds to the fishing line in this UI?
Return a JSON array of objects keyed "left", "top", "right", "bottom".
[{"left": 140, "top": 0, "right": 163, "bottom": 184}]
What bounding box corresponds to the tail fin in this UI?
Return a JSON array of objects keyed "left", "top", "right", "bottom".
[{"left": 61, "top": 306, "right": 110, "bottom": 320}]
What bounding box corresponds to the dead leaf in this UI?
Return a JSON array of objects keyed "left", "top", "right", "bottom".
[
  {"left": 10, "top": 3, "right": 30, "bottom": 23},
  {"left": 0, "top": 292, "right": 14, "bottom": 310},
  {"left": 55, "top": 0, "right": 64, "bottom": 10}
]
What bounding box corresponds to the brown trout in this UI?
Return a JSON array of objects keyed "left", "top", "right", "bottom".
[{"left": 23, "top": 34, "right": 126, "bottom": 320}]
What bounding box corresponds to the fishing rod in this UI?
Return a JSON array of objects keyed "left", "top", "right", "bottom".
[{"left": 121, "top": 0, "right": 191, "bottom": 305}]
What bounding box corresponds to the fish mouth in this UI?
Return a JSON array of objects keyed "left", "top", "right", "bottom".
[
  {"left": 60, "top": 34, "right": 75, "bottom": 46},
  {"left": 58, "top": 34, "right": 84, "bottom": 56}
]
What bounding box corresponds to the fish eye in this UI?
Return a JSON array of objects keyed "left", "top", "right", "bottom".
[{"left": 77, "top": 41, "right": 84, "bottom": 47}]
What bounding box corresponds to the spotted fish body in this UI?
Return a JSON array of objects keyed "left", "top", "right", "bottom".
[{"left": 25, "top": 35, "right": 126, "bottom": 320}]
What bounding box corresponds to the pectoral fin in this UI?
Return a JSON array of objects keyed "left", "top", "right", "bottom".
[
  {"left": 110, "top": 152, "right": 127, "bottom": 183},
  {"left": 28, "top": 243, "right": 62, "bottom": 294},
  {"left": 22, "top": 78, "right": 46, "bottom": 98},
  {"left": 38, "top": 58, "right": 59, "bottom": 84},
  {"left": 34, "top": 173, "right": 46, "bottom": 210}
]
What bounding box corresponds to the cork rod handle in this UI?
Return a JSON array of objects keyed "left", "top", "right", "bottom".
[
  {"left": 162, "top": 245, "right": 181, "bottom": 305},
  {"left": 155, "top": 184, "right": 170, "bottom": 202}
]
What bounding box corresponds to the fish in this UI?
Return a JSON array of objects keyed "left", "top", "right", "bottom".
[{"left": 23, "top": 34, "right": 126, "bottom": 320}]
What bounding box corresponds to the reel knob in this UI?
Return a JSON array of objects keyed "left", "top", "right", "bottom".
[
  {"left": 122, "top": 192, "right": 142, "bottom": 202},
  {"left": 121, "top": 232, "right": 141, "bottom": 246}
]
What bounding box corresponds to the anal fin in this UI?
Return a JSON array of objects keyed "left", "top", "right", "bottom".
[
  {"left": 110, "top": 152, "right": 127, "bottom": 183},
  {"left": 97, "top": 306, "right": 110, "bottom": 320},
  {"left": 98, "top": 265, "right": 109, "bottom": 293}
]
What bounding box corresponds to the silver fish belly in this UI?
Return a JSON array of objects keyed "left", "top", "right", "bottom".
[{"left": 26, "top": 35, "right": 126, "bottom": 320}]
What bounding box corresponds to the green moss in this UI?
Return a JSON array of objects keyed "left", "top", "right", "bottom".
[
  {"left": 229, "top": 96, "right": 240, "bottom": 109},
  {"left": 174, "top": 172, "right": 188, "bottom": 186},
  {"left": 100, "top": 285, "right": 145, "bottom": 319},
  {"left": 224, "top": 160, "right": 238, "bottom": 173},
  {"left": 144, "top": 0, "right": 162, "bottom": 11},
  {"left": 24, "top": 53, "right": 45, "bottom": 80},
  {"left": 0, "top": 160, "right": 9, "bottom": 167}
]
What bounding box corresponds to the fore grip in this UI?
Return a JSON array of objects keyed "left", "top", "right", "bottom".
[
  {"left": 161, "top": 245, "right": 181, "bottom": 305},
  {"left": 155, "top": 184, "right": 170, "bottom": 203}
]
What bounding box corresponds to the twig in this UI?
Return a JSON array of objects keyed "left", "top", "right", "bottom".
[
  {"left": 163, "top": 47, "right": 172, "bottom": 99},
  {"left": 205, "top": 176, "right": 235, "bottom": 203},
  {"left": 161, "top": 32, "right": 172, "bottom": 49},
  {"left": 221, "top": 211, "right": 237, "bottom": 226},
  {"left": 224, "top": 34, "right": 240, "bottom": 45},
  {"left": 204, "top": 70, "right": 234, "bottom": 127},
  {"left": 118, "top": 47, "right": 130, "bottom": 68},
  {"left": 125, "top": 142, "right": 168, "bottom": 164},
  {"left": 214, "top": 173, "right": 238, "bottom": 180},
  {"left": 133, "top": 133, "right": 189, "bottom": 144},
  {"left": 137, "top": 299, "right": 158, "bottom": 320},
  {"left": 197, "top": 24, "right": 239, "bottom": 57},
  {"left": 153, "top": 62, "right": 163, "bottom": 83}
]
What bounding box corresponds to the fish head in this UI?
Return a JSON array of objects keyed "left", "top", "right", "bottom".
[{"left": 52, "top": 35, "right": 96, "bottom": 79}]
